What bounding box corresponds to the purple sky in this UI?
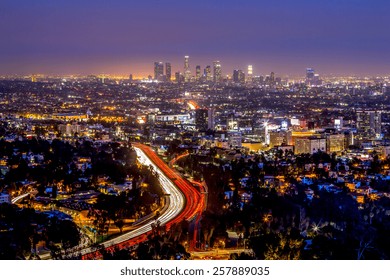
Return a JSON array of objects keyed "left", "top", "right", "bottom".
[{"left": 1, "top": 0, "right": 389, "bottom": 77}]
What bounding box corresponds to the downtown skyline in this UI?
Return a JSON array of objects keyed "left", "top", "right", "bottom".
[{"left": 1, "top": 0, "right": 390, "bottom": 76}]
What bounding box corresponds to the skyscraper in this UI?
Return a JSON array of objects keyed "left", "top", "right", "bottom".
[
  {"left": 306, "top": 68, "right": 315, "bottom": 85},
  {"left": 233, "top": 69, "right": 245, "bottom": 84},
  {"left": 356, "top": 110, "right": 382, "bottom": 140},
  {"left": 154, "top": 62, "right": 164, "bottom": 81},
  {"left": 195, "top": 109, "right": 208, "bottom": 131},
  {"left": 175, "top": 72, "right": 183, "bottom": 83},
  {"left": 270, "top": 72, "right": 275, "bottom": 84},
  {"left": 196, "top": 65, "right": 201, "bottom": 81},
  {"left": 184, "top": 55, "right": 191, "bottom": 82},
  {"left": 205, "top": 66, "right": 211, "bottom": 81},
  {"left": 247, "top": 65, "right": 253, "bottom": 82},
  {"left": 193, "top": 108, "right": 215, "bottom": 131},
  {"left": 233, "top": 70, "right": 239, "bottom": 83},
  {"left": 313, "top": 74, "right": 321, "bottom": 86},
  {"left": 208, "top": 107, "right": 215, "bottom": 130},
  {"left": 165, "top": 62, "right": 171, "bottom": 81},
  {"left": 213, "top": 61, "right": 221, "bottom": 83}
]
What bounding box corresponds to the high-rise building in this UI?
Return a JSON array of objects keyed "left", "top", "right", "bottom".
[
  {"left": 196, "top": 65, "right": 201, "bottom": 81},
  {"left": 208, "top": 108, "right": 215, "bottom": 130},
  {"left": 195, "top": 107, "right": 215, "bottom": 131},
  {"left": 205, "top": 66, "right": 212, "bottom": 81},
  {"left": 233, "top": 70, "right": 239, "bottom": 83},
  {"left": 184, "top": 55, "right": 191, "bottom": 82},
  {"left": 154, "top": 62, "right": 164, "bottom": 81},
  {"left": 165, "top": 62, "right": 171, "bottom": 81},
  {"left": 270, "top": 72, "right": 275, "bottom": 84},
  {"left": 306, "top": 68, "right": 315, "bottom": 85},
  {"left": 326, "top": 134, "right": 345, "bottom": 153},
  {"left": 356, "top": 110, "right": 382, "bottom": 140},
  {"left": 233, "top": 69, "right": 245, "bottom": 84},
  {"left": 265, "top": 75, "right": 270, "bottom": 85},
  {"left": 213, "top": 61, "right": 222, "bottom": 83},
  {"left": 313, "top": 74, "right": 321, "bottom": 85},
  {"left": 247, "top": 65, "right": 253, "bottom": 82},
  {"left": 259, "top": 76, "right": 264, "bottom": 84},
  {"left": 195, "top": 109, "right": 208, "bottom": 131},
  {"left": 129, "top": 74, "right": 133, "bottom": 82},
  {"left": 175, "top": 72, "right": 184, "bottom": 83}
]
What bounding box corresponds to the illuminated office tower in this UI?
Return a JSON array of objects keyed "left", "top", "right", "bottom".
[
  {"left": 213, "top": 61, "right": 222, "bottom": 83},
  {"left": 233, "top": 70, "right": 239, "bottom": 83},
  {"left": 233, "top": 69, "right": 245, "bottom": 84},
  {"left": 175, "top": 72, "right": 184, "bottom": 83},
  {"left": 184, "top": 55, "right": 191, "bottom": 82},
  {"left": 196, "top": 65, "right": 201, "bottom": 81},
  {"left": 356, "top": 110, "right": 382, "bottom": 139},
  {"left": 306, "top": 68, "right": 315, "bottom": 84},
  {"left": 326, "top": 134, "right": 345, "bottom": 153},
  {"left": 196, "top": 108, "right": 215, "bottom": 130},
  {"left": 208, "top": 108, "right": 215, "bottom": 130},
  {"left": 313, "top": 74, "right": 320, "bottom": 85},
  {"left": 205, "top": 65, "right": 212, "bottom": 81},
  {"left": 154, "top": 62, "right": 164, "bottom": 81},
  {"left": 247, "top": 65, "right": 253, "bottom": 82},
  {"left": 195, "top": 109, "right": 208, "bottom": 131},
  {"left": 165, "top": 62, "right": 171, "bottom": 81},
  {"left": 270, "top": 72, "right": 275, "bottom": 84}
]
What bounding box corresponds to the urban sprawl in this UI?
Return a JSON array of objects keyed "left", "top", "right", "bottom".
[{"left": 1, "top": 57, "right": 390, "bottom": 260}]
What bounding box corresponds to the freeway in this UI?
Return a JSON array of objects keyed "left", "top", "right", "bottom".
[
  {"left": 132, "top": 144, "right": 202, "bottom": 226},
  {"left": 81, "top": 143, "right": 202, "bottom": 259},
  {"left": 168, "top": 151, "right": 208, "bottom": 249},
  {"left": 189, "top": 179, "right": 207, "bottom": 249},
  {"left": 11, "top": 192, "right": 31, "bottom": 204}
]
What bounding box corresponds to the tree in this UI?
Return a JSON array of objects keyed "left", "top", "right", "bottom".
[{"left": 46, "top": 218, "right": 81, "bottom": 250}]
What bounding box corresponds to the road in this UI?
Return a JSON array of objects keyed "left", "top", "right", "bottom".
[
  {"left": 81, "top": 143, "right": 202, "bottom": 259},
  {"left": 132, "top": 144, "right": 202, "bottom": 225},
  {"left": 11, "top": 192, "right": 31, "bottom": 204},
  {"left": 168, "top": 150, "right": 208, "bottom": 250}
]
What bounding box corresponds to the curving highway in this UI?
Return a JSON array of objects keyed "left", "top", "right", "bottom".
[
  {"left": 81, "top": 143, "right": 202, "bottom": 259},
  {"left": 167, "top": 150, "right": 208, "bottom": 249},
  {"left": 11, "top": 193, "right": 30, "bottom": 204}
]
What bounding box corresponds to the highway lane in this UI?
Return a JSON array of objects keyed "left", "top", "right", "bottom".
[
  {"left": 81, "top": 143, "right": 190, "bottom": 259},
  {"left": 137, "top": 144, "right": 201, "bottom": 223},
  {"left": 132, "top": 144, "right": 201, "bottom": 225},
  {"left": 188, "top": 179, "right": 207, "bottom": 249},
  {"left": 167, "top": 150, "right": 208, "bottom": 249},
  {"left": 11, "top": 192, "right": 30, "bottom": 204}
]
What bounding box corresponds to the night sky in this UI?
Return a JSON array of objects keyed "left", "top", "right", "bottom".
[{"left": 1, "top": 0, "right": 389, "bottom": 77}]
